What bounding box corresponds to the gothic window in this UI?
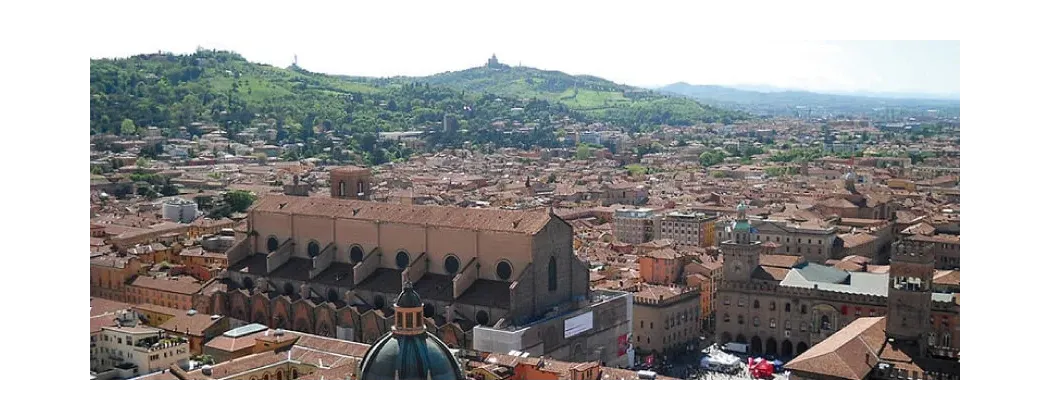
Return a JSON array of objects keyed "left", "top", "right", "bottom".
[
  {"left": 770, "top": 318, "right": 776, "bottom": 329},
  {"left": 476, "top": 310, "right": 490, "bottom": 326},
  {"left": 373, "top": 294, "right": 386, "bottom": 309},
  {"left": 548, "top": 256, "right": 557, "bottom": 292},
  {"left": 785, "top": 303, "right": 791, "bottom": 313},
  {"left": 753, "top": 300, "right": 760, "bottom": 309},
  {"left": 307, "top": 241, "right": 320, "bottom": 258},
  {"left": 801, "top": 304, "right": 808, "bottom": 314},
  {"left": 242, "top": 277, "right": 254, "bottom": 291},
  {"left": 267, "top": 236, "right": 279, "bottom": 253}
]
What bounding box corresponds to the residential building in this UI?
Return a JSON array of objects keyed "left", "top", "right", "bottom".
[
  {"left": 91, "top": 312, "right": 190, "bottom": 380},
  {"left": 638, "top": 248, "right": 683, "bottom": 285},
  {"left": 628, "top": 283, "right": 701, "bottom": 355},
  {"left": 613, "top": 208, "right": 655, "bottom": 244},
  {"left": 655, "top": 211, "right": 718, "bottom": 247}
]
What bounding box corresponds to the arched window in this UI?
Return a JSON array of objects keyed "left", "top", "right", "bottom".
[
  {"left": 307, "top": 241, "right": 320, "bottom": 258},
  {"left": 423, "top": 302, "right": 435, "bottom": 318},
  {"left": 242, "top": 277, "right": 254, "bottom": 291},
  {"left": 496, "top": 260, "right": 513, "bottom": 280},
  {"left": 283, "top": 283, "right": 294, "bottom": 296},
  {"left": 339, "top": 181, "right": 346, "bottom": 197},
  {"left": 262, "top": 373, "right": 270, "bottom": 380},
  {"left": 801, "top": 304, "right": 808, "bottom": 314},
  {"left": 444, "top": 255, "right": 460, "bottom": 275},
  {"left": 785, "top": 303, "right": 791, "bottom": 313},
  {"left": 327, "top": 289, "right": 339, "bottom": 303},
  {"left": 373, "top": 294, "right": 386, "bottom": 309},
  {"left": 396, "top": 251, "right": 410, "bottom": 269},
  {"left": 476, "top": 310, "right": 490, "bottom": 326},
  {"left": 547, "top": 256, "right": 557, "bottom": 292},
  {"left": 292, "top": 369, "right": 299, "bottom": 379},
  {"left": 753, "top": 300, "right": 760, "bottom": 309},
  {"left": 769, "top": 318, "right": 776, "bottom": 329},
  {"left": 737, "top": 315, "right": 744, "bottom": 325},
  {"left": 349, "top": 245, "right": 364, "bottom": 264},
  {"left": 276, "top": 371, "right": 283, "bottom": 380},
  {"left": 820, "top": 315, "right": 831, "bottom": 330},
  {"left": 267, "top": 236, "right": 279, "bottom": 253}
]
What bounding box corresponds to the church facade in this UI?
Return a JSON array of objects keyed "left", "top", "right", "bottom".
[{"left": 204, "top": 181, "right": 632, "bottom": 367}]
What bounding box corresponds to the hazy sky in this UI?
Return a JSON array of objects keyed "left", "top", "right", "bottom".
[{"left": 87, "top": 3, "right": 959, "bottom": 96}]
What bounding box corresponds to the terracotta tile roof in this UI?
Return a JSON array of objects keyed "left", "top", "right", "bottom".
[
  {"left": 159, "top": 312, "right": 224, "bottom": 336},
  {"left": 934, "top": 270, "right": 960, "bottom": 286},
  {"left": 252, "top": 195, "right": 552, "bottom": 234},
  {"left": 90, "top": 297, "right": 130, "bottom": 317},
  {"left": 839, "top": 232, "right": 877, "bottom": 249},
  {"left": 759, "top": 254, "right": 805, "bottom": 269},
  {"left": 785, "top": 317, "right": 885, "bottom": 380},
  {"left": 131, "top": 275, "right": 209, "bottom": 295}
]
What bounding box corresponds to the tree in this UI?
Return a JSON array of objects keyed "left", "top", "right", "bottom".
[
  {"left": 224, "top": 190, "right": 256, "bottom": 213},
  {"left": 546, "top": 173, "right": 557, "bottom": 183},
  {"left": 576, "top": 143, "right": 591, "bottom": 160},
  {"left": 121, "top": 119, "right": 137, "bottom": 136}
]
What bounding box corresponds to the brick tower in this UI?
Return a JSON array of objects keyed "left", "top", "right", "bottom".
[
  {"left": 722, "top": 201, "right": 761, "bottom": 282},
  {"left": 886, "top": 239, "right": 935, "bottom": 353}
]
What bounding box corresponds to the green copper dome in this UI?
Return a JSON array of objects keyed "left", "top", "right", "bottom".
[
  {"left": 357, "top": 284, "right": 464, "bottom": 380},
  {"left": 357, "top": 330, "right": 464, "bottom": 380}
]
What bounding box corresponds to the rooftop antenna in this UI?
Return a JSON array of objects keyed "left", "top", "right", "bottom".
[{"left": 294, "top": 54, "right": 298, "bottom": 67}]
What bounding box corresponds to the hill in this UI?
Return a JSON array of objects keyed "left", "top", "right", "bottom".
[
  {"left": 90, "top": 51, "right": 747, "bottom": 143},
  {"left": 659, "top": 82, "right": 960, "bottom": 118}
]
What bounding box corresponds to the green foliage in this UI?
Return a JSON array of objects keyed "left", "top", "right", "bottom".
[
  {"left": 546, "top": 173, "right": 556, "bottom": 183},
  {"left": 699, "top": 150, "right": 726, "bottom": 167},
  {"left": 121, "top": 118, "right": 136, "bottom": 136},
  {"left": 710, "top": 170, "right": 727, "bottom": 178},
  {"left": 576, "top": 143, "right": 591, "bottom": 160},
  {"left": 224, "top": 190, "right": 256, "bottom": 213},
  {"left": 625, "top": 164, "right": 648, "bottom": 176},
  {"left": 769, "top": 147, "right": 823, "bottom": 163},
  {"left": 90, "top": 50, "right": 746, "bottom": 145}
]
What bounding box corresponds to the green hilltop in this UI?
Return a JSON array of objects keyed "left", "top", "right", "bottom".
[{"left": 90, "top": 50, "right": 746, "bottom": 162}]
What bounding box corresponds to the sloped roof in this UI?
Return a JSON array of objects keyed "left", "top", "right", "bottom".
[
  {"left": 785, "top": 317, "right": 886, "bottom": 380},
  {"left": 252, "top": 195, "right": 552, "bottom": 234}
]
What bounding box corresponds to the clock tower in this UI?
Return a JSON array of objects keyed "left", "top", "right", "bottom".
[
  {"left": 886, "top": 239, "right": 935, "bottom": 354},
  {"left": 722, "top": 201, "right": 761, "bottom": 283}
]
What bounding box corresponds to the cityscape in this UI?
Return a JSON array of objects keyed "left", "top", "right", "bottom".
[{"left": 89, "top": 43, "right": 960, "bottom": 381}]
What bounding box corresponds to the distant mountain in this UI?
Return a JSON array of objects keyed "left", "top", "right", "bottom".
[
  {"left": 414, "top": 63, "right": 747, "bottom": 127},
  {"left": 659, "top": 82, "right": 959, "bottom": 118}
]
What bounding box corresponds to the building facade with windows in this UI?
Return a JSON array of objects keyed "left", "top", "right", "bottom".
[
  {"left": 628, "top": 283, "right": 701, "bottom": 355},
  {"left": 717, "top": 217, "right": 837, "bottom": 263},
  {"left": 715, "top": 204, "right": 960, "bottom": 361},
  {"left": 613, "top": 208, "right": 655, "bottom": 244},
  {"left": 654, "top": 211, "right": 718, "bottom": 247},
  {"left": 92, "top": 313, "right": 190, "bottom": 380}
]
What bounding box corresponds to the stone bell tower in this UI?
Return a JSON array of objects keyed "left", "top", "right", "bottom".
[{"left": 886, "top": 239, "right": 935, "bottom": 353}]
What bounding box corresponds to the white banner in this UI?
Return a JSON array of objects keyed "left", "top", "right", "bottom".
[{"left": 564, "top": 311, "right": 594, "bottom": 338}]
